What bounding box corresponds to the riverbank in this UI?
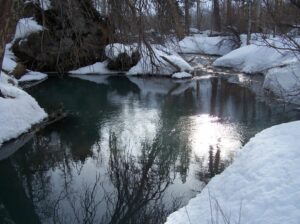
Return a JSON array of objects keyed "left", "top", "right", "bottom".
[
  {"left": 0, "top": 73, "right": 47, "bottom": 147},
  {"left": 165, "top": 120, "right": 300, "bottom": 224}
]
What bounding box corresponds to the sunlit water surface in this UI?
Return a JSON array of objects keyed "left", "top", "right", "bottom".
[{"left": 0, "top": 75, "right": 299, "bottom": 224}]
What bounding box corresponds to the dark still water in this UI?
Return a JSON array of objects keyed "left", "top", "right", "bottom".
[{"left": 0, "top": 75, "right": 299, "bottom": 224}]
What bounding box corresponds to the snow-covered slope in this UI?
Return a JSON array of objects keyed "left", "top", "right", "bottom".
[
  {"left": 0, "top": 73, "right": 47, "bottom": 146},
  {"left": 178, "top": 34, "right": 235, "bottom": 55},
  {"left": 166, "top": 121, "right": 300, "bottom": 224},
  {"left": 19, "top": 71, "right": 48, "bottom": 82},
  {"left": 213, "top": 44, "right": 297, "bottom": 74},
  {"left": 264, "top": 63, "right": 300, "bottom": 104}
]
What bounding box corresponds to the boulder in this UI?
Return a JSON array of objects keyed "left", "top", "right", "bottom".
[
  {"left": 107, "top": 51, "right": 140, "bottom": 71},
  {"left": 12, "top": 0, "right": 113, "bottom": 73}
]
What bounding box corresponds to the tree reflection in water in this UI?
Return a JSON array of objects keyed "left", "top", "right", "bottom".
[
  {"left": 50, "top": 133, "right": 182, "bottom": 224},
  {"left": 195, "top": 140, "right": 234, "bottom": 185},
  {"left": 1, "top": 76, "right": 299, "bottom": 223}
]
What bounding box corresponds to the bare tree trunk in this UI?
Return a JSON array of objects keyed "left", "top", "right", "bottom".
[
  {"left": 226, "top": 0, "right": 232, "bottom": 26},
  {"left": 196, "top": 0, "right": 201, "bottom": 29},
  {"left": 273, "top": 0, "right": 279, "bottom": 37},
  {"left": 184, "top": 0, "right": 190, "bottom": 35},
  {"left": 247, "top": 0, "right": 252, "bottom": 45},
  {"left": 212, "top": 0, "right": 221, "bottom": 32},
  {"left": 254, "top": 0, "right": 261, "bottom": 32},
  {"left": 0, "top": 0, "right": 15, "bottom": 72}
]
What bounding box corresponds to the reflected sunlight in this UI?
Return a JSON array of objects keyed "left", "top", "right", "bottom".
[{"left": 188, "top": 114, "right": 242, "bottom": 158}]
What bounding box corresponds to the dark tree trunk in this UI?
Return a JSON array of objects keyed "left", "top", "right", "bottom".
[
  {"left": 184, "top": 0, "right": 190, "bottom": 35},
  {"left": 226, "top": 0, "right": 232, "bottom": 26},
  {"left": 0, "top": 0, "right": 15, "bottom": 72},
  {"left": 0, "top": 0, "right": 16, "bottom": 97},
  {"left": 196, "top": 0, "right": 201, "bottom": 29},
  {"left": 212, "top": 0, "right": 221, "bottom": 32}
]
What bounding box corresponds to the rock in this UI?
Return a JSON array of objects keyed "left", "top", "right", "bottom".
[
  {"left": 12, "top": 0, "right": 113, "bottom": 73},
  {"left": 107, "top": 51, "right": 140, "bottom": 71},
  {"left": 10, "top": 63, "right": 27, "bottom": 79}
]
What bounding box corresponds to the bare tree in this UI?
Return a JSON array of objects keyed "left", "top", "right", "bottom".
[
  {"left": 247, "top": 0, "right": 252, "bottom": 45},
  {"left": 212, "top": 0, "right": 221, "bottom": 32}
]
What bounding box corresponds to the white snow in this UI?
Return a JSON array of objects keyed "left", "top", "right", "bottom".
[
  {"left": 68, "top": 61, "right": 114, "bottom": 74},
  {"left": 0, "top": 72, "right": 18, "bottom": 86},
  {"left": 166, "top": 121, "right": 300, "bottom": 224},
  {"left": 105, "top": 43, "right": 137, "bottom": 60},
  {"left": 213, "top": 34, "right": 300, "bottom": 74},
  {"left": 263, "top": 62, "right": 300, "bottom": 104},
  {"left": 14, "top": 17, "right": 44, "bottom": 41},
  {"left": 2, "top": 44, "right": 17, "bottom": 73},
  {"left": 0, "top": 74, "right": 47, "bottom": 146},
  {"left": 178, "top": 34, "right": 235, "bottom": 55},
  {"left": 213, "top": 44, "right": 297, "bottom": 74},
  {"left": 127, "top": 45, "right": 193, "bottom": 76},
  {"left": 172, "top": 72, "right": 192, "bottom": 79},
  {"left": 19, "top": 71, "right": 48, "bottom": 82}
]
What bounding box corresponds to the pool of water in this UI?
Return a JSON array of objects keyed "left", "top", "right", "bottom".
[{"left": 0, "top": 75, "right": 299, "bottom": 224}]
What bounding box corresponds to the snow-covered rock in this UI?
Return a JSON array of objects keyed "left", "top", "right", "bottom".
[
  {"left": 263, "top": 63, "right": 300, "bottom": 104},
  {"left": 0, "top": 75, "right": 47, "bottom": 146},
  {"left": 127, "top": 45, "right": 193, "bottom": 76},
  {"left": 178, "top": 34, "right": 235, "bottom": 55},
  {"left": 19, "top": 71, "right": 48, "bottom": 82},
  {"left": 105, "top": 43, "right": 137, "bottom": 60},
  {"left": 14, "top": 17, "right": 44, "bottom": 41},
  {"left": 166, "top": 121, "right": 300, "bottom": 224},
  {"left": 69, "top": 61, "right": 113, "bottom": 74},
  {"left": 172, "top": 72, "right": 192, "bottom": 79}
]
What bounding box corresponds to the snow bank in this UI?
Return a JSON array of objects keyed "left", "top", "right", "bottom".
[
  {"left": 14, "top": 17, "right": 44, "bottom": 41},
  {"left": 172, "top": 72, "right": 192, "bottom": 79},
  {"left": 19, "top": 71, "right": 48, "bottom": 82},
  {"left": 264, "top": 63, "right": 300, "bottom": 104},
  {"left": 166, "top": 121, "right": 300, "bottom": 224},
  {"left": 178, "top": 34, "right": 234, "bottom": 55},
  {"left": 68, "top": 61, "right": 114, "bottom": 74},
  {"left": 0, "top": 78, "right": 47, "bottom": 146},
  {"left": 2, "top": 44, "right": 17, "bottom": 73},
  {"left": 213, "top": 35, "right": 299, "bottom": 74},
  {"left": 127, "top": 45, "right": 193, "bottom": 76},
  {"left": 70, "top": 44, "right": 193, "bottom": 77},
  {"left": 2, "top": 17, "right": 44, "bottom": 73},
  {"left": 0, "top": 73, "right": 18, "bottom": 86},
  {"left": 213, "top": 44, "right": 297, "bottom": 74}
]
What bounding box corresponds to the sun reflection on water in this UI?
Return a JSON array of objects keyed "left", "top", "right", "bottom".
[{"left": 188, "top": 114, "right": 243, "bottom": 158}]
